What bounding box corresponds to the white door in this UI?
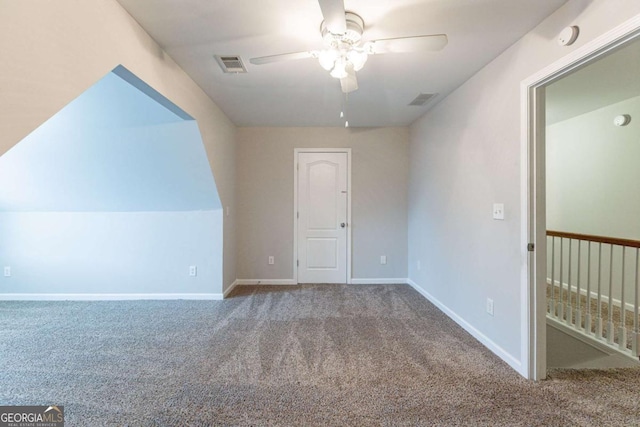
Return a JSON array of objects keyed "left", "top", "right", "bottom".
[{"left": 297, "top": 152, "right": 348, "bottom": 283}]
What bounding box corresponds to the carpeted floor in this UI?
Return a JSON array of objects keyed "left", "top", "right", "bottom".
[{"left": 1, "top": 284, "right": 640, "bottom": 426}]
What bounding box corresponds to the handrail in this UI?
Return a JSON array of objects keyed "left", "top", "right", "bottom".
[{"left": 546, "top": 230, "right": 640, "bottom": 248}]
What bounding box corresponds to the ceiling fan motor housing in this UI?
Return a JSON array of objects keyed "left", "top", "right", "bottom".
[{"left": 321, "top": 12, "right": 364, "bottom": 46}]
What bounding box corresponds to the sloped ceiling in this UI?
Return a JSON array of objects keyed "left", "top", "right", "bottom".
[{"left": 0, "top": 69, "right": 220, "bottom": 212}]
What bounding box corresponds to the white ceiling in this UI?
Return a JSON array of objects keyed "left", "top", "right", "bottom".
[
  {"left": 116, "top": 0, "right": 567, "bottom": 127},
  {"left": 546, "top": 36, "right": 640, "bottom": 125}
]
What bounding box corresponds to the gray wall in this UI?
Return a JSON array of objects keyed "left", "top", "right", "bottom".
[
  {"left": 0, "top": 0, "right": 237, "bottom": 291},
  {"left": 236, "top": 127, "right": 408, "bottom": 281},
  {"left": 408, "top": 0, "right": 640, "bottom": 369}
]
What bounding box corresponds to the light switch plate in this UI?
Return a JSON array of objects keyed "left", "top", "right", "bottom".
[
  {"left": 189, "top": 266, "right": 197, "bottom": 277},
  {"left": 380, "top": 255, "right": 387, "bottom": 265},
  {"left": 268, "top": 256, "right": 275, "bottom": 265},
  {"left": 486, "top": 298, "right": 494, "bottom": 316},
  {"left": 493, "top": 203, "right": 504, "bottom": 220},
  {"left": 3, "top": 266, "right": 10, "bottom": 277}
]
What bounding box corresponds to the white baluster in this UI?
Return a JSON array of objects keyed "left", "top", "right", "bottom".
[
  {"left": 549, "top": 236, "right": 556, "bottom": 316},
  {"left": 585, "top": 242, "right": 592, "bottom": 335},
  {"left": 566, "top": 238, "right": 573, "bottom": 326},
  {"left": 633, "top": 248, "right": 639, "bottom": 358},
  {"left": 607, "top": 245, "right": 615, "bottom": 345},
  {"left": 596, "top": 243, "right": 603, "bottom": 339},
  {"left": 619, "top": 247, "right": 627, "bottom": 350},
  {"left": 576, "top": 240, "right": 582, "bottom": 331},
  {"left": 558, "top": 238, "right": 564, "bottom": 321}
]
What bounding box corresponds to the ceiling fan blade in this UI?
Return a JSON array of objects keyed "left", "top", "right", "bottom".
[
  {"left": 249, "top": 51, "right": 314, "bottom": 65},
  {"left": 318, "top": 0, "right": 346, "bottom": 34},
  {"left": 370, "top": 34, "right": 448, "bottom": 54},
  {"left": 340, "top": 69, "right": 358, "bottom": 94}
]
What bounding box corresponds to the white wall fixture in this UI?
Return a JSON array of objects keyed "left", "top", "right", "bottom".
[
  {"left": 614, "top": 114, "right": 631, "bottom": 126},
  {"left": 558, "top": 26, "right": 579, "bottom": 46},
  {"left": 493, "top": 203, "right": 505, "bottom": 220}
]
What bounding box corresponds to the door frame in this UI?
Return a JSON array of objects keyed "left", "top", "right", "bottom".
[
  {"left": 293, "top": 148, "right": 352, "bottom": 284},
  {"left": 521, "top": 14, "right": 640, "bottom": 380}
]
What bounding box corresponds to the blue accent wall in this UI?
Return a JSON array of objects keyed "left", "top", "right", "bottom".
[{"left": 0, "top": 68, "right": 223, "bottom": 296}]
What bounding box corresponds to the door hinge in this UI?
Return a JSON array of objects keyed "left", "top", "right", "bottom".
[
  {"left": 297, "top": 260, "right": 299, "bottom": 267},
  {"left": 297, "top": 163, "right": 299, "bottom": 171},
  {"left": 297, "top": 211, "right": 299, "bottom": 219},
  {"left": 527, "top": 243, "right": 535, "bottom": 252}
]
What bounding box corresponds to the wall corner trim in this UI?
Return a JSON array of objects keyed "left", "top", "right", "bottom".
[
  {"left": 406, "top": 278, "right": 525, "bottom": 377},
  {"left": 223, "top": 280, "right": 239, "bottom": 298}
]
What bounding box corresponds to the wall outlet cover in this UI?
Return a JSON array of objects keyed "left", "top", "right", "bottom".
[{"left": 189, "top": 265, "right": 197, "bottom": 277}]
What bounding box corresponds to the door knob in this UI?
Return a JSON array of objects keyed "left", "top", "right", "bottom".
[{"left": 340, "top": 223, "right": 346, "bottom": 228}]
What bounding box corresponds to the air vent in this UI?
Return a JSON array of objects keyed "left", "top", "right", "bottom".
[
  {"left": 408, "top": 93, "right": 436, "bottom": 106},
  {"left": 215, "top": 55, "right": 247, "bottom": 73}
]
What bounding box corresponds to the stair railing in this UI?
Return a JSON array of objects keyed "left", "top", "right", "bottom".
[{"left": 546, "top": 230, "right": 640, "bottom": 358}]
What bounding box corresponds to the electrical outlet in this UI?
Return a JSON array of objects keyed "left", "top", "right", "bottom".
[
  {"left": 3, "top": 266, "right": 10, "bottom": 277},
  {"left": 189, "top": 266, "right": 197, "bottom": 277},
  {"left": 486, "top": 298, "right": 494, "bottom": 316},
  {"left": 268, "top": 256, "right": 275, "bottom": 265},
  {"left": 417, "top": 260, "right": 421, "bottom": 271},
  {"left": 380, "top": 255, "right": 387, "bottom": 265},
  {"left": 492, "top": 203, "right": 504, "bottom": 220}
]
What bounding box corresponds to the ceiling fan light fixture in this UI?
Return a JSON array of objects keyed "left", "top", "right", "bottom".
[
  {"left": 318, "top": 49, "right": 339, "bottom": 70},
  {"left": 347, "top": 49, "right": 368, "bottom": 71},
  {"left": 330, "top": 57, "right": 348, "bottom": 79}
]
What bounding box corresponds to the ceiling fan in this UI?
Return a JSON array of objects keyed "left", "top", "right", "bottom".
[{"left": 249, "top": 0, "right": 448, "bottom": 94}]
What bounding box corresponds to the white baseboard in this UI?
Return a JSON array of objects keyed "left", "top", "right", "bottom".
[
  {"left": 350, "top": 278, "right": 408, "bottom": 284},
  {"left": 0, "top": 293, "right": 224, "bottom": 301},
  {"left": 223, "top": 280, "right": 238, "bottom": 298},
  {"left": 546, "top": 278, "right": 635, "bottom": 312},
  {"left": 235, "top": 279, "right": 298, "bottom": 285},
  {"left": 406, "top": 278, "right": 523, "bottom": 374},
  {"left": 235, "top": 278, "right": 408, "bottom": 286}
]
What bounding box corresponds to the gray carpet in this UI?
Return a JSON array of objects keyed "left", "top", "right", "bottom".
[{"left": 1, "top": 284, "right": 639, "bottom": 426}]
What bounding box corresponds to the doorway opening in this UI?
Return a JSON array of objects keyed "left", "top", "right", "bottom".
[{"left": 523, "top": 16, "right": 640, "bottom": 380}]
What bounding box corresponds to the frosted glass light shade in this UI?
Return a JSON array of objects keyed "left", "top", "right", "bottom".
[
  {"left": 330, "top": 58, "right": 348, "bottom": 79},
  {"left": 347, "top": 50, "right": 368, "bottom": 71},
  {"left": 318, "top": 49, "right": 339, "bottom": 71}
]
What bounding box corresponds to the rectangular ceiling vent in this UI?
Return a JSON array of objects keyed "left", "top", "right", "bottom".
[
  {"left": 215, "top": 55, "right": 247, "bottom": 73},
  {"left": 408, "top": 93, "right": 437, "bottom": 106}
]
